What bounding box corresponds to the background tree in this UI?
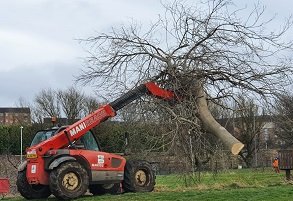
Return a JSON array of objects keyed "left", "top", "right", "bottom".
[
  {"left": 31, "top": 87, "right": 98, "bottom": 124},
  {"left": 232, "top": 95, "right": 266, "bottom": 167},
  {"left": 274, "top": 93, "right": 293, "bottom": 147},
  {"left": 57, "top": 87, "right": 84, "bottom": 123},
  {"left": 82, "top": 95, "right": 100, "bottom": 116},
  {"left": 78, "top": 0, "right": 293, "bottom": 156},
  {"left": 34, "top": 88, "right": 60, "bottom": 120}
]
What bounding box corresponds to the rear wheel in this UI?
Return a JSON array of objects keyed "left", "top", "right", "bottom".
[
  {"left": 89, "top": 183, "right": 121, "bottom": 195},
  {"left": 49, "top": 161, "right": 89, "bottom": 200},
  {"left": 16, "top": 170, "right": 51, "bottom": 199},
  {"left": 123, "top": 160, "right": 155, "bottom": 192}
]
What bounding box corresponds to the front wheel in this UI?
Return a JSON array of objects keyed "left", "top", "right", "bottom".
[
  {"left": 123, "top": 160, "right": 155, "bottom": 192},
  {"left": 49, "top": 161, "right": 89, "bottom": 200},
  {"left": 16, "top": 170, "right": 51, "bottom": 199}
]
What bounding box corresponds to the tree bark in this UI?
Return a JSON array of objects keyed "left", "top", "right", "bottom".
[{"left": 195, "top": 84, "right": 244, "bottom": 155}]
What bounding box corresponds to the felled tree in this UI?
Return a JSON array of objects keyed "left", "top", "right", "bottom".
[{"left": 78, "top": 0, "right": 293, "bottom": 155}]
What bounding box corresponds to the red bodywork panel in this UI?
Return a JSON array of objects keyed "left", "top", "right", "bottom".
[
  {"left": 27, "top": 159, "right": 49, "bottom": 184},
  {"left": 0, "top": 178, "right": 10, "bottom": 194},
  {"left": 72, "top": 150, "right": 126, "bottom": 171},
  {"left": 25, "top": 82, "right": 176, "bottom": 185}
]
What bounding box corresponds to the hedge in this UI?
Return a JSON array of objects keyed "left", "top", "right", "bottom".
[
  {"left": 0, "top": 122, "right": 165, "bottom": 155},
  {"left": 0, "top": 125, "right": 36, "bottom": 155}
]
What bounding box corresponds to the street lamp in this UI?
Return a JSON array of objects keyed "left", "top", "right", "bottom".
[{"left": 20, "top": 126, "right": 23, "bottom": 163}]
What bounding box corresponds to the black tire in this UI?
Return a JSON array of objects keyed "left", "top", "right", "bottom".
[
  {"left": 49, "top": 161, "right": 89, "bottom": 200},
  {"left": 122, "top": 160, "right": 155, "bottom": 192},
  {"left": 89, "top": 183, "right": 121, "bottom": 195},
  {"left": 16, "top": 170, "right": 51, "bottom": 199}
]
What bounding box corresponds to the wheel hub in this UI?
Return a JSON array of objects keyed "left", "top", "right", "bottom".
[
  {"left": 135, "top": 170, "right": 147, "bottom": 186},
  {"left": 62, "top": 172, "right": 79, "bottom": 191}
]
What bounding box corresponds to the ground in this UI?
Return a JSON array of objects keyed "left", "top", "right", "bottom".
[{"left": 1, "top": 155, "right": 292, "bottom": 200}]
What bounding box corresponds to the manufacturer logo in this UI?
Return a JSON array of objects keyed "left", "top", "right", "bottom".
[
  {"left": 69, "top": 122, "right": 87, "bottom": 136},
  {"left": 69, "top": 109, "right": 108, "bottom": 137}
]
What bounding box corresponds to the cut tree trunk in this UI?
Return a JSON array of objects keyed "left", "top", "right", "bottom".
[{"left": 195, "top": 84, "right": 244, "bottom": 155}]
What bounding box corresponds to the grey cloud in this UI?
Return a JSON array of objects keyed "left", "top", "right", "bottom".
[{"left": 0, "top": 0, "right": 292, "bottom": 106}]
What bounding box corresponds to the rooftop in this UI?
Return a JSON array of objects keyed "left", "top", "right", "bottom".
[{"left": 0, "top": 107, "right": 30, "bottom": 113}]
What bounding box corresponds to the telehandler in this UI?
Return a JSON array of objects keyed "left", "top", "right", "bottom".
[{"left": 17, "top": 82, "right": 177, "bottom": 200}]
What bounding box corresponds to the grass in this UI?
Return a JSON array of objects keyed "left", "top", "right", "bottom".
[
  {"left": 156, "top": 168, "right": 285, "bottom": 190},
  {"left": 3, "top": 168, "right": 293, "bottom": 201}
]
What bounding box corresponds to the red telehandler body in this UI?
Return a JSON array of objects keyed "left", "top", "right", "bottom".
[{"left": 16, "top": 82, "right": 177, "bottom": 200}]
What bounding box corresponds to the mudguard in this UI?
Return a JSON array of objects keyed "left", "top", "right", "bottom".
[{"left": 48, "top": 156, "right": 76, "bottom": 170}]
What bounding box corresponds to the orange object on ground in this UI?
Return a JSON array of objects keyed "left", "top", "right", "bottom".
[{"left": 273, "top": 158, "right": 280, "bottom": 173}]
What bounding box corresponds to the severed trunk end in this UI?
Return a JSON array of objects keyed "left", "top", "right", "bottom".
[{"left": 196, "top": 86, "right": 244, "bottom": 155}]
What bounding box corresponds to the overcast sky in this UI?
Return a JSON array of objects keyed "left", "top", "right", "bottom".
[{"left": 0, "top": 0, "right": 292, "bottom": 107}]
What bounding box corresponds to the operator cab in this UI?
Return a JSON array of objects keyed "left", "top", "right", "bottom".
[{"left": 31, "top": 126, "right": 100, "bottom": 151}]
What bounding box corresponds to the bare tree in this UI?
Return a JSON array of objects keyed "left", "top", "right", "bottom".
[
  {"left": 57, "top": 87, "right": 84, "bottom": 123},
  {"left": 78, "top": 0, "right": 293, "bottom": 155},
  {"left": 35, "top": 88, "right": 60, "bottom": 119},
  {"left": 274, "top": 93, "right": 293, "bottom": 147},
  {"left": 15, "top": 97, "right": 30, "bottom": 108},
  {"left": 30, "top": 87, "right": 90, "bottom": 124},
  {"left": 232, "top": 95, "right": 266, "bottom": 167},
  {"left": 82, "top": 95, "right": 100, "bottom": 116}
]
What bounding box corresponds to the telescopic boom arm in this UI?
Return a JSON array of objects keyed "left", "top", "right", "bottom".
[{"left": 29, "top": 82, "right": 177, "bottom": 156}]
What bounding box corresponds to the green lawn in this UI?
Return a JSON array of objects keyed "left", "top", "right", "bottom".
[{"left": 4, "top": 168, "right": 293, "bottom": 201}]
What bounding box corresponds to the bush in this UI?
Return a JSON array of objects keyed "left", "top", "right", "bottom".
[{"left": 0, "top": 125, "right": 35, "bottom": 155}]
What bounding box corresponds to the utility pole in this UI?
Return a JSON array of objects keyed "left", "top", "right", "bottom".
[
  {"left": 20, "top": 126, "right": 23, "bottom": 163},
  {"left": 254, "top": 115, "right": 257, "bottom": 167}
]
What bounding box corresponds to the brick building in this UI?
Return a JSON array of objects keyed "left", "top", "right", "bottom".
[{"left": 0, "top": 107, "right": 31, "bottom": 125}]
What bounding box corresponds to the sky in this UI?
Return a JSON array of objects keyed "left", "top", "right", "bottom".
[{"left": 0, "top": 0, "right": 292, "bottom": 107}]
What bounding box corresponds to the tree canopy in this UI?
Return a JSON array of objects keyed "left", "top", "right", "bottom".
[{"left": 78, "top": 0, "right": 293, "bottom": 155}]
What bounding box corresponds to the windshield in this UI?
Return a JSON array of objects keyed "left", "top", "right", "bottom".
[
  {"left": 31, "top": 130, "right": 57, "bottom": 146},
  {"left": 30, "top": 129, "right": 100, "bottom": 151}
]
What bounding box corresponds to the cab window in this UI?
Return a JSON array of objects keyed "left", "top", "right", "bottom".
[{"left": 75, "top": 131, "right": 100, "bottom": 151}]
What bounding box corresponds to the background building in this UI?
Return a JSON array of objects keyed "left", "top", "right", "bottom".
[{"left": 0, "top": 107, "right": 31, "bottom": 125}]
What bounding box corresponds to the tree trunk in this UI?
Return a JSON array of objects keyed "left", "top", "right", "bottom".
[{"left": 195, "top": 84, "right": 244, "bottom": 155}]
